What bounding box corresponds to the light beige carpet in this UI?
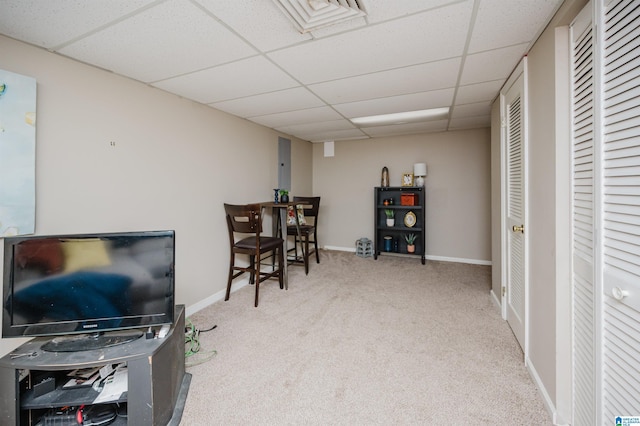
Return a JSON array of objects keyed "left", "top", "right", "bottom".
[{"left": 180, "top": 250, "right": 552, "bottom": 425}]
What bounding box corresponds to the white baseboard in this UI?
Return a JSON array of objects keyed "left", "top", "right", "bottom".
[
  {"left": 526, "top": 357, "right": 564, "bottom": 425},
  {"left": 426, "top": 254, "right": 491, "bottom": 266},
  {"left": 323, "top": 245, "right": 491, "bottom": 266},
  {"left": 490, "top": 289, "right": 501, "bottom": 309},
  {"left": 324, "top": 245, "right": 356, "bottom": 252},
  {"left": 185, "top": 278, "right": 249, "bottom": 317}
]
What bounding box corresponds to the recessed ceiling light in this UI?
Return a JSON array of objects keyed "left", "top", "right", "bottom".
[{"left": 350, "top": 107, "right": 450, "bottom": 127}]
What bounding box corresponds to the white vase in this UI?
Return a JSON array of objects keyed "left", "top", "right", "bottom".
[{"left": 386, "top": 218, "right": 394, "bottom": 227}]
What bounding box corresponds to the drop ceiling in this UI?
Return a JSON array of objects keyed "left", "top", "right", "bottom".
[{"left": 0, "top": 0, "right": 563, "bottom": 142}]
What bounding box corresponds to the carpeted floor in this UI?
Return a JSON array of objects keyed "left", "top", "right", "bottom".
[{"left": 180, "top": 250, "right": 553, "bottom": 425}]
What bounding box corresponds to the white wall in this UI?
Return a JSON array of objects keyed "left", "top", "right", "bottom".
[
  {"left": 527, "top": 0, "right": 588, "bottom": 419},
  {"left": 490, "top": 0, "right": 588, "bottom": 420},
  {"left": 490, "top": 99, "right": 502, "bottom": 301},
  {"left": 313, "top": 129, "right": 492, "bottom": 264},
  {"left": 0, "top": 35, "right": 312, "bottom": 355}
]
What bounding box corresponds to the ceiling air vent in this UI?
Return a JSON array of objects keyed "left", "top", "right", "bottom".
[{"left": 273, "top": 0, "right": 367, "bottom": 33}]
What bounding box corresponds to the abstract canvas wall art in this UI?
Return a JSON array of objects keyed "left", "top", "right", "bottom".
[{"left": 0, "top": 69, "right": 36, "bottom": 236}]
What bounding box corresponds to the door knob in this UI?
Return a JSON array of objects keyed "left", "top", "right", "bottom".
[
  {"left": 612, "top": 287, "right": 628, "bottom": 301},
  {"left": 512, "top": 224, "right": 524, "bottom": 233}
]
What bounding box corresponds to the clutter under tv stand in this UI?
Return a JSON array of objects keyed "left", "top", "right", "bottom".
[{"left": 0, "top": 305, "right": 189, "bottom": 425}]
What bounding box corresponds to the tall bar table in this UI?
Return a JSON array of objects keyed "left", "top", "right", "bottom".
[{"left": 260, "top": 201, "right": 304, "bottom": 290}]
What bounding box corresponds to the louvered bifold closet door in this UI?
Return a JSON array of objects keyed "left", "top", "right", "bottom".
[
  {"left": 571, "top": 5, "right": 597, "bottom": 424},
  {"left": 601, "top": 0, "right": 640, "bottom": 419},
  {"left": 506, "top": 87, "right": 526, "bottom": 349}
]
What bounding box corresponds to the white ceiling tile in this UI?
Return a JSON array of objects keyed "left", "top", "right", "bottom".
[
  {"left": 278, "top": 119, "right": 356, "bottom": 135},
  {"left": 267, "top": 1, "right": 472, "bottom": 84},
  {"left": 448, "top": 115, "right": 491, "bottom": 130},
  {"left": 0, "top": 0, "right": 155, "bottom": 48},
  {"left": 211, "top": 87, "right": 325, "bottom": 118},
  {"left": 277, "top": 118, "right": 366, "bottom": 142},
  {"left": 153, "top": 56, "right": 299, "bottom": 104},
  {"left": 455, "top": 80, "right": 505, "bottom": 105},
  {"left": 469, "top": 0, "right": 563, "bottom": 53},
  {"left": 194, "top": 0, "right": 313, "bottom": 51},
  {"left": 295, "top": 128, "right": 369, "bottom": 143},
  {"left": 364, "top": 0, "right": 461, "bottom": 24},
  {"left": 249, "top": 107, "right": 344, "bottom": 128},
  {"left": 362, "top": 120, "right": 449, "bottom": 138},
  {"left": 308, "top": 58, "right": 461, "bottom": 104},
  {"left": 459, "top": 44, "right": 529, "bottom": 86},
  {"left": 451, "top": 102, "right": 492, "bottom": 118},
  {"left": 58, "top": 0, "right": 256, "bottom": 82},
  {"left": 334, "top": 88, "right": 455, "bottom": 118},
  {"left": 309, "top": 16, "right": 368, "bottom": 37}
]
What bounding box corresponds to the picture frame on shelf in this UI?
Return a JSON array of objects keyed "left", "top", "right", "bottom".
[
  {"left": 401, "top": 173, "right": 414, "bottom": 186},
  {"left": 403, "top": 211, "right": 417, "bottom": 228}
]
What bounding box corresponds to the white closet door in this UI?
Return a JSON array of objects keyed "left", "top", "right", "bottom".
[
  {"left": 503, "top": 66, "right": 527, "bottom": 352},
  {"left": 601, "top": 0, "right": 640, "bottom": 419},
  {"left": 571, "top": 5, "right": 597, "bottom": 424}
]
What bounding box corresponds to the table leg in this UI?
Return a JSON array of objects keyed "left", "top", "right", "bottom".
[
  {"left": 266, "top": 203, "right": 306, "bottom": 290},
  {"left": 280, "top": 209, "right": 289, "bottom": 290}
]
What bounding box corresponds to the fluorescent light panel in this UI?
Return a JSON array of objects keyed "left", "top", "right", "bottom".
[{"left": 351, "top": 107, "right": 450, "bottom": 127}]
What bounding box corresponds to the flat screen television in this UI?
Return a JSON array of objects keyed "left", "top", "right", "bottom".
[{"left": 2, "top": 230, "right": 175, "bottom": 352}]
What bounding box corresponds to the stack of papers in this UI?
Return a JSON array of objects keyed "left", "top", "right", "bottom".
[
  {"left": 93, "top": 364, "right": 127, "bottom": 404},
  {"left": 63, "top": 367, "right": 101, "bottom": 389}
]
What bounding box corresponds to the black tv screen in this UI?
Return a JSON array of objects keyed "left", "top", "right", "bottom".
[{"left": 2, "top": 230, "right": 175, "bottom": 347}]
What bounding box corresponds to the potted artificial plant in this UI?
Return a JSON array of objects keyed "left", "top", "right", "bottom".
[
  {"left": 405, "top": 233, "right": 417, "bottom": 253},
  {"left": 384, "top": 209, "right": 395, "bottom": 227},
  {"left": 279, "top": 189, "right": 289, "bottom": 203}
]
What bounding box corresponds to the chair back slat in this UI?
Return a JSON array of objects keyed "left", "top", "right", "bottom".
[
  {"left": 224, "top": 203, "right": 262, "bottom": 234},
  {"left": 293, "top": 196, "right": 320, "bottom": 226}
]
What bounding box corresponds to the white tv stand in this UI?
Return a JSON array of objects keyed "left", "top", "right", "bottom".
[{"left": 0, "top": 305, "right": 189, "bottom": 425}]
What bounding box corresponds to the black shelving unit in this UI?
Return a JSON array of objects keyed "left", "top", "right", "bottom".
[{"left": 374, "top": 186, "right": 426, "bottom": 264}]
